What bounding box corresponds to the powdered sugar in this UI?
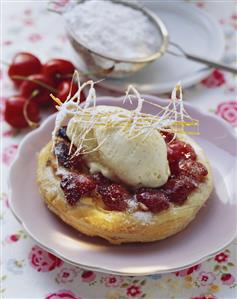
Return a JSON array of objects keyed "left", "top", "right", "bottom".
[
  {"left": 56, "top": 167, "right": 70, "bottom": 177},
  {"left": 44, "top": 166, "right": 60, "bottom": 193},
  {"left": 127, "top": 197, "right": 138, "bottom": 212},
  {"left": 64, "top": 0, "right": 160, "bottom": 60},
  {"left": 133, "top": 211, "right": 153, "bottom": 224}
]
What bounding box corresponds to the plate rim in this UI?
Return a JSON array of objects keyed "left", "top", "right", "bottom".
[
  {"left": 8, "top": 95, "right": 237, "bottom": 276},
  {"left": 7, "top": 205, "right": 236, "bottom": 276}
]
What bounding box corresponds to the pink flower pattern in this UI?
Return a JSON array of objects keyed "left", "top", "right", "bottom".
[
  {"left": 24, "top": 19, "right": 34, "bottom": 26},
  {"left": 45, "top": 290, "right": 80, "bottom": 299},
  {"left": 175, "top": 264, "right": 201, "bottom": 277},
  {"left": 197, "top": 271, "right": 216, "bottom": 286},
  {"left": 214, "top": 252, "right": 229, "bottom": 263},
  {"left": 191, "top": 295, "right": 217, "bottom": 299},
  {"left": 126, "top": 285, "right": 142, "bottom": 297},
  {"left": 56, "top": 268, "right": 78, "bottom": 283},
  {"left": 81, "top": 270, "right": 96, "bottom": 283},
  {"left": 2, "top": 129, "right": 15, "bottom": 137},
  {"left": 29, "top": 245, "right": 63, "bottom": 272},
  {"left": 2, "top": 144, "right": 18, "bottom": 166},
  {"left": 3, "top": 40, "right": 13, "bottom": 46},
  {"left": 5, "top": 234, "right": 20, "bottom": 243},
  {"left": 221, "top": 273, "right": 235, "bottom": 285},
  {"left": 28, "top": 33, "right": 42, "bottom": 42},
  {"left": 103, "top": 275, "right": 123, "bottom": 287},
  {"left": 201, "top": 69, "right": 226, "bottom": 88},
  {"left": 216, "top": 101, "right": 237, "bottom": 127}
]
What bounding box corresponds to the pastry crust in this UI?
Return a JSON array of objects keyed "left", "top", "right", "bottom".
[{"left": 37, "top": 137, "right": 213, "bottom": 244}]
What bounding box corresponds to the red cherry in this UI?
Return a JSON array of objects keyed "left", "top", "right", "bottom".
[
  {"left": 20, "top": 74, "right": 55, "bottom": 106},
  {"left": 8, "top": 52, "right": 42, "bottom": 87},
  {"left": 42, "top": 59, "right": 75, "bottom": 84},
  {"left": 4, "top": 95, "right": 40, "bottom": 128},
  {"left": 56, "top": 80, "right": 86, "bottom": 104}
]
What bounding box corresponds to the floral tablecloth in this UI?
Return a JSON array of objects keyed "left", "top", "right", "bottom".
[{"left": 1, "top": 1, "right": 237, "bottom": 299}]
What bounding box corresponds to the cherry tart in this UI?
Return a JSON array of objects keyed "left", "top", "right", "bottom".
[{"left": 37, "top": 127, "right": 213, "bottom": 244}]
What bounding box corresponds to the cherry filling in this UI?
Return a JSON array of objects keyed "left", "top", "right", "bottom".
[
  {"left": 97, "top": 184, "right": 129, "bottom": 211},
  {"left": 167, "top": 140, "right": 197, "bottom": 175},
  {"left": 163, "top": 175, "right": 197, "bottom": 205},
  {"left": 178, "top": 160, "right": 208, "bottom": 182},
  {"left": 60, "top": 174, "right": 96, "bottom": 206},
  {"left": 54, "top": 128, "right": 208, "bottom": 212},
  {"left": 136, "top": 189, "right": 170, "bottom": 212},
  {"left": 54, "top": 141, "right": 83, "bottom": 170},
  {"left": 57, "top": 126, "right": 70, "bottom": 142},
  {"left": 92, "top": 172, "right": 112, "bottom": 185}
]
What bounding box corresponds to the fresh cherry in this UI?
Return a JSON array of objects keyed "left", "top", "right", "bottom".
[
  {"left": 56, "top": 80, "right": 85, "bottom": 103},
  {"left": 8, "top": 52, "right": 42, "bottom": 87},
  {"left": 4, "top": 95, "right": 40, "bottom": 128},
  {"left": 42, "top": 59, "right": 75, "bottom": 85},
  {"left": 20, "top": 74, "right": 55, "bottom": 106}
]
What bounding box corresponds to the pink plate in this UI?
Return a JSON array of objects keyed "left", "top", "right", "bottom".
[{"left": 8, "top": 95, "right": 237, "bottom": 275}]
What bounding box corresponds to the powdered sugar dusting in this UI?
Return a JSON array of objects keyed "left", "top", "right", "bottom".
[
  {"left": 133, "top": 211, "right": 153, "bottom": 224},
  {"left": 56, "top": 167, "right": 70, "bottom": 177},
  {"left": 127, "top": 198, "right": 138, "bottom": 212},
  {"left": 44, "top": 167, "right": 60, "bottom": 193}
]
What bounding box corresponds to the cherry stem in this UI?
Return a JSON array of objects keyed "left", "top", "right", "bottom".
[
  {"left": 23, "top": 90, "right": 40, "bottom": 129},
  {"left": 11, "top": 75, "right": 58, "bottom": 93}
]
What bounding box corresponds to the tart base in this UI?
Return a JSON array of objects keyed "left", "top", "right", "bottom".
[{"left": 37, "top": 140, "right": 213, "bottom": 245}]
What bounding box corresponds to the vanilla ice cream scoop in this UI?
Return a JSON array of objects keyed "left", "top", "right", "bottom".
[
  {"left": 95, "top": 125, "right": 170, "bottom": 187},
  {"left": 66, "top": 106, "right": 170, "bottom": 187}
]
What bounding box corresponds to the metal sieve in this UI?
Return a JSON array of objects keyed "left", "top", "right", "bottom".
[
  {"left": 48, "top": 0, "right": 169, "bottom": 78},
  {"left": 49, "top": 0, "right": 237, "bottom": 77}
]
